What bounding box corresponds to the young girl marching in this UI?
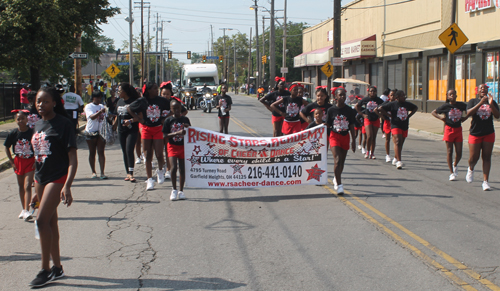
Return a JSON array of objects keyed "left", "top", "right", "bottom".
[
  {"left": 4, "top": 109, "right": 35, "bottom": 221},
  {"left": 380, "top": 89, "right": 397, "bottom": 163},
  {"left": 29, "top": 87, "right": 78, "bottom": 287},
  {"left": 355, "top": 86, "right": 383, "bottom": 159},
  {"left": 465, "top": 84, "right": 500, "bottom": 190},
  {"left": 260, "top": 77, "right": 290, "bottom": 137},
  {"left": 431, "top": 89, "right": 468, "bottom": 181},
  {"left": 326, "top": 88, "right": 357, "bottom": 195},
  {"left": 376, "top": 90, "right": 418, "bottom": 169},
  {"left": 215, "top": 84, "right": 232, "bottom": 134},
  {"left": 270, "top": 83, "right": 308, "bottom": 135},
  {"left": 300, "top": 88, "right": 332, "bottom": 128},
  {"left": 162, "top": 100, "right": 191, "bottom": 201}
]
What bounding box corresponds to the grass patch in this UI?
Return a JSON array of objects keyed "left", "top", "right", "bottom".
[{"left": 0, "top": 119, "right": 14, "bottom": 126}]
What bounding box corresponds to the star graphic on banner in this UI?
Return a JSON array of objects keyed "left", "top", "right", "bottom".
[
  {"left": 311, "top": 140, "right": 324, "bottom": 153},
  {"left": 258, "top": 148, "right": 268, "bottom": 157},
  {"left": 187, "top": 154, "right": 201, "bottom": 166},
  {"left": 193, "top": 145, "right": 202, "bottom": 155},
  {"left": 206, "top": 142, "right": 216, "bottom": 149},
  {"left": 205, "top": 149, "right": 217, "bottom": 156},
  {"left": 298, "top": 141, "right": 307, "bottom": 147},
  {"left": 231, "top": 163, "right": 245, "bottom": 174},
  {"left": 306, "top": 163, "right": 325, "bottom": 181}
]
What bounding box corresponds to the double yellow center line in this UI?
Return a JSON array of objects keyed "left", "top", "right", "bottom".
[{"left": 232, "top": 116, "right": 500, "bottom": 291}]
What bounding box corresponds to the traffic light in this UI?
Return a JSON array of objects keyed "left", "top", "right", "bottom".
[
  {"left": 202, "top": 55, "right": 206, "bottom": 62},
  {"left": 219, "top": 55, "right": 223, "bottom": 63},
  {"left": 262, "top": 55, "right": 267, "bottom": 64},
  {"left": 187, "top": 51, "right": 191, "bottom": 59},
  {"left": 168, "top": 50, "right": 172, "bottom": 59}
]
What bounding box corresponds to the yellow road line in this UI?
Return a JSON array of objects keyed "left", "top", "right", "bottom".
[
  {"left": 322, "top": 185, "right": 477, "bottom": 291},
  {"left": 232, "top": 118, "right": 497, "bottom": 290}
]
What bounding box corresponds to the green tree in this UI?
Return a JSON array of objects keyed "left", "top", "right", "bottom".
[
  {"left": 0, "top": 0, "right": 119, "bottom": 89},
  {"left": 212, "top": 32, "right": 249, "bottom": 86}
]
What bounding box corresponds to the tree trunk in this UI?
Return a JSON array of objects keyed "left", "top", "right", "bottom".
[{"left": 30, "top": 66, "right": 41, "bottom": 91}]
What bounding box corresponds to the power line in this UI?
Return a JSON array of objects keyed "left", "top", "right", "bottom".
[{"left": 344, "top": 0, "right": 415, "bottom": 9}]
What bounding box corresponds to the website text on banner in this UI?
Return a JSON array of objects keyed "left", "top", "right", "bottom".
[{"left": 185, "top": 125, "right": 328, "bottom": 188}]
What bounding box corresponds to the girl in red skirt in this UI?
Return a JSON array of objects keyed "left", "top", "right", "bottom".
[{"left": 270, "top": 83, "right": 308, "bottom": 135}]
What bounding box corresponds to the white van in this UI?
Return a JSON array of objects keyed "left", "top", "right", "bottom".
[{"left": 180, "top": 63, "right": 219, "bottom": 92}]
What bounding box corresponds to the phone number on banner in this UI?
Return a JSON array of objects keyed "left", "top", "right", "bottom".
[{"left": 190, "top": 165, "right": 302, "bottom": 180}]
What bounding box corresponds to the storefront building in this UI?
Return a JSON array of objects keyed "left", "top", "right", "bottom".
[{"left": 294, "top": 0, "right": 500, "bottom": 112}]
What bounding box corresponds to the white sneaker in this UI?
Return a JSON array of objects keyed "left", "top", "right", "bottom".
[
  {"left": 23, "top": 211, "right": 33, "bottom": 221},
  {"left": 385, "top": 155, "right": 391, "bottom": 163},
  {"left": 157, "top": 168, "right": 165, "bottom": 184},
  {"left": 396, "top": 161, "right": 403, "bottom": 169},
  {"left": 466, "top": 167, "right": 474, "bottom": 183},
  {"left": 135, "top": 157, "right": 142, "bottom": 164},
  {"left": 357, "top": 145, "right": 362, "bottom": 150},
  {"left": 337, "top": 184, "right": 344, "bottom": 195},
  {"left": 178, "top": 191, "right": 186, "bottom": 200},
  {"left": 170, "top": 189, "right": 178, "bottom": 201},
  {"left": 146, "top": 178, "right": 155, "bottom": 190},
  {"left": 382, "top": 134, "right": 386, "bottom": 139},
  {"left": 482, "top": 181, "right": 491, "bottom": 191},
  {"left": 19, "top": 210, "right": 26, "bottom": 219},
  {"left": 392, "top": 158, "right": 398, "bottom": 166},
  {"left": 164, "top": 171, "right": 171, "bottom": 179},
  {"left": 333, "top": 177, "right": 338, "bottom": 190},
  {"left": 449, "top": 173, "right": 457, "bottom": 181},
  {"left": 364, "top": 153, "right": 369, "bottom": 159},
  {"left": 453, "top": 166, "right": 458, "bottom": 176},
  {"left": 361, "top": 148, "right": 367, "bottom": 154}
]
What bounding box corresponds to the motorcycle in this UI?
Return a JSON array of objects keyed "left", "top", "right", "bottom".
[
  {"left": 199, "top": 90, "right": 217, "bottom": 113},
  {"left": 180, "top": 87, "right": 197, "bottom": 110}
]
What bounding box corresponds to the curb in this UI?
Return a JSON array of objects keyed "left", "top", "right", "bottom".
[{"left": 0, "top": 123, "right": 87, "bottom": 174}]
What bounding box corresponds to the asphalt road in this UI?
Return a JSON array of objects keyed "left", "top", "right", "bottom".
[{"left": 1, "top": 94, "right": 499, "bottom": 290}]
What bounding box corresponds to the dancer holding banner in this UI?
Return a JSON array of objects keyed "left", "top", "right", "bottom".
[
  {"left": 214, "top": 84, "right": 232, "bottom": 134},
  {"left": 326, "top": 88, "right": 357, "bottom": 195},
  {"left": 270, "top": 83, "right": 308, "bottom": 135},
  {"left": 163, "top": 100, "right": 191, "bottom": 200},
  {"left": 260, "top": 77, "right": 290, "bottom": 137}
]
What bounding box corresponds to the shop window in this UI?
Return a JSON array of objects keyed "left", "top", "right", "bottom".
[
  {"left": 370, "top": 63, "right": 383, "bottom": 92},
  {"left": 485, "top": 51, "right": 499, "bottom": 102},
  {"left": 428, "top": 56, "right": 448, "bottom": 101},
  {"left": 387, "top": 60, "right": 402, "bottom": 90},
  {"left": 455, "top": 54, "right": 476, "bottom": 102},
  {"left": 406, "top": 59, "right": 422, "bottom": 99}
]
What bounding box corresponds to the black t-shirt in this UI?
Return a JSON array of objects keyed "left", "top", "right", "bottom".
[
  {"left": 262, "top": 90, "right": 291, "bottom": 117},
  {"left": 301, "top": 102, "right": 332, "bottom": 123},
  {"left": 215, "top": 95, "right": 233, "bottom": 117},
  {"left": 27, "top": 107, "right": 41, "bottom": 129},
  {"left": 326, "top": 105, "right": 356, "bottom": 136},
  {"left": 115, "top": 98, "right": 139, "bottom": 133},
  {"left": 435, "top": 102, "right": 467, "bottom": 128},
  {"left": 106, "top": 97, "right": 119, "bottom": 115},
  {"left": 129, "top": 96, "right": 170, "bottom": 127},
  {"left": 4, "top": 128, "right": 34, "bottom": 159},
  {"left": 282, "top": 96, "right": 304, "bottom": 122},
  {"left": 467, "top": 98, "right": 499, "bottom": 136},
  {"left": 357, "top": 96, "right": 384, "bottom": 121},
  {"left": 162, "top": 116, "right": 191, "bottom": 146},
  {"left": 381, "top": 101, "right": 418, "bottom": 130},
  {"left": 32, "top": 114, "right": 77, "bottom": 184}
]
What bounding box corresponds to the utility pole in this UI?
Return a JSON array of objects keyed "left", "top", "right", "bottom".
[
  {"left": 147, "top": 6, "right": 150, "bottom": 82},
  {"left": 220, "top": 28, "right": 233, "bottom": 82},
  {"left": 210, "top": 25, "right": 214, "bottom": 58},
  {"left": 282, "top": 0, "right": 287, "bottom": 79},
  {"left": 74, "top": 33, "right": 82, "bottom": 96},
  {"left": 333, "top": 0, "right": 342, "bottom": 87},
  {"left": 160, "top": 21, "right": 164, "bottom": 82},
  {"left": 262, "top": 16, "right": 265, "bottom": 85},
  {"left": 128, "top": 0, "right": 134, "bottom": 85},
  {"left": 134, "top": 1, "right": 150, "bottom": 85},
  {"left": 247, "top": 27, "right": 252, "bottom": 95},
  {"left": 270, "top": 0, "right": 276, "bottom": 88},
  {"left": 253, "top": 0, "right": 260, "bottom": 87},
  {"left": 234, "top": 42, "right": 237, "bottom": 92},
  {"left": 155, "top": 13, "right": 159, "bottom": 84},
  {"left": 447, "top": 0, "right": 457, "bottom": 90}
]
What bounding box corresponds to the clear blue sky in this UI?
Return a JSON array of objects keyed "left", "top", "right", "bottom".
[{"left": 99, "top": 0, "right": 351, "bottom": 63}]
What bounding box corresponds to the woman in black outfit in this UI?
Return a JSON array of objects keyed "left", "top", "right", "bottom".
[{"left": 114, "top": 83, "right": 140, "bottom": 182}]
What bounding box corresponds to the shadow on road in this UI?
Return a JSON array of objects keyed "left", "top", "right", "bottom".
[
  {"left": 0, "top": 252, "right": 72, "bottom": 262},
  {"left": 190, "top": 193, "right": 333, "bottom": 203}
]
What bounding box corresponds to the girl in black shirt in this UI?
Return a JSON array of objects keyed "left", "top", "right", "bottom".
[
  {"left": 215, "top": 84, "right": 232, "bottom": 134},
  {"left": 431, "top": 89, "right": 468, "bottom": 181},
  {"left": 260, "top": 78, "right": 290, "bottom": 137},
  {"left": 270, "top": 83, "right": 308, "bottom": 135},
  {"left": 465, "top": 84, "right": 500, "bottom": 190},
  {"left": 355, "top": 86, "right": 384, "bottom": 159},
  {"left": 300, "top": 88, "right": 332, "bottom": 125},
  {"left": 29, "top": 87, "right": 77, "bottom": 288}
]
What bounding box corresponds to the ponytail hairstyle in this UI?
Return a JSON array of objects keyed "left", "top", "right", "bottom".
[
  {"left": 38, "top": 87, "right": 69, "bottom": 118},
  {"left": 120, "top": 82, "right": 140, "bottom": 101},
  {"left": 142, "top": 81, "right": 157, "bottom": 99}
]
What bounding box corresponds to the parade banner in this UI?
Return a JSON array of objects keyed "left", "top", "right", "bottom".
[{"left": 185, "top": 125, "right": 328, "bottom": 188}]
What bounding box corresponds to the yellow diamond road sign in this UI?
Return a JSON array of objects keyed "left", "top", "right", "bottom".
[
  {"left": 439, "top": 23, "right": 468, "bottom": 54},
  {"left": 321, "top": 61, "right": 333, "bottom": 78},
  {"left": 106, "top": 64, "right": 121, "bottom": 78}
]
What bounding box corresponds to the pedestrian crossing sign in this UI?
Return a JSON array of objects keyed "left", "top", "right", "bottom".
[
  {"left": 321, "top": 61, "right": 333, "bottom": 78},
  {"left": 439, "top": 23, "right": 468, "bottom": 54},
  {"left": 106, "top": 64, "right": 121, "bottom": 79}
]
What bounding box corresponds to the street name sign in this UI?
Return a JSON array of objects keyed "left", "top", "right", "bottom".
[{"left": 69, "top": 52, "right": 88, "bottom": 59}]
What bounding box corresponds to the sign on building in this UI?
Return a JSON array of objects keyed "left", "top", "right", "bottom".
[{"left": 341, "top": 35, "right": 376, "bottom": 60}]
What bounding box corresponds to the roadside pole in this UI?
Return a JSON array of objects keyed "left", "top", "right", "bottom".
[
  {"left": 74, "top": 33, "right": 83, "bottom": 96},
  {"left": 333, "top": 0, "right": 342, "bottom": 87}
]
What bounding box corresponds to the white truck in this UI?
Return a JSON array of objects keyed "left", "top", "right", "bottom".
[{"left": 180, "top": 63, "right": 219, "bottom": 92}]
